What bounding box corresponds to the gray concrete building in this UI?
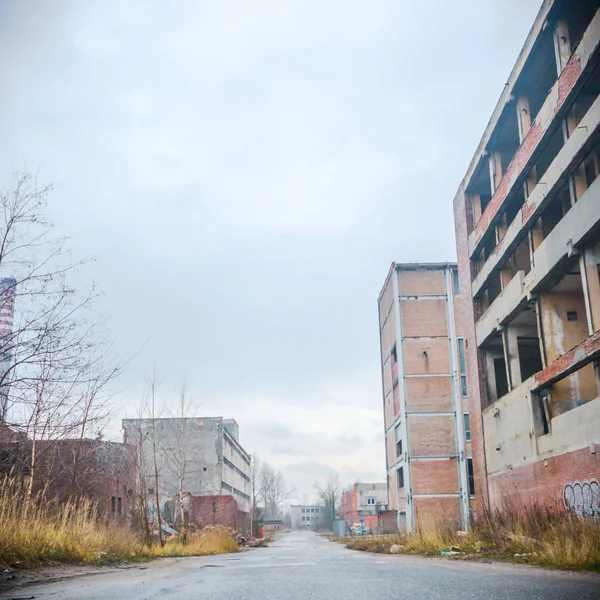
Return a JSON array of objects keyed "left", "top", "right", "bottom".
[
  {"left": 122, "top": 417, "right": 251, "bottom": 513},
  {"left": 290, "top": 504, "right": 322, "bottom": 529},
  {"left": 453, "top": 0, "right": 600, "bottom": 515}
]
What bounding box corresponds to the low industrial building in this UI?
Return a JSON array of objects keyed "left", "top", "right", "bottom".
[
  {"left": 340, "top": 482, "right": 387, "bottom": 532},
  {"left": 378, "top": 263, "right": 473, "bottom": 533},
  {"left": 453, "top": 0, "right": 600, "bottom": 515}
]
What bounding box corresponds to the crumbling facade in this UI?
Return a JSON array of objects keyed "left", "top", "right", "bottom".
[
  {"left": 453, "top": 0, "right": 600, "bottom": 516},
  {"left": 378, "top": 263, "right": 472, "bottom": 532},
  {"left": 340, "top": 482, "right": 387, "bottom": 532}
]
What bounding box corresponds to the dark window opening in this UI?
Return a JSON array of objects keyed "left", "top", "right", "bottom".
[
  {"left": 567, "top": 310, "right": 578, "bottom": 321},
  {"left": 461, "top": 375, "right": 468, "bottom": 397},
  {"left": 535, "top": 125, "right": 565, "bottom": 181},
  {"left": 541, "top": 184, "right": 571, "bottom": 239},
  {"left": 397, "top": 467, "right": 404, "bottom": 490},
  {"left": 148, "top": 488, "right": 154, "bottom": 495},
  {"left": 117, "top": 497, "right": 122, "bottom": 515},
  {"left": 111, "top": 496, "right": 116, "bottom": 514},
  {"left": 494, "top": 357, "right": 509, "bottom": 398},
  {"left": 518, "top": 336, "right": 544, "bottom": 381},
  {"left": 396, "top": 439, "right": 402, "bottom": 457},
  {"left": 391, "top": 344, "right": 397, "bottom": 364},
  {"left": 464, "top": 414, "right": 471, "bottom": 442},
  {"left": 467, "top": 458, "right": 475, "bottom": 496}
]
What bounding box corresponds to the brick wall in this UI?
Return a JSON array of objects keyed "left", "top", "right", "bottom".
[
  {"left": 411, "top": 460, "right": 460, "bottom": 495},
  {"left": 408, "top": 415, "right": 456, "bottom": 457},
  {"left": 188, "top": 494, "right": 247, "bottom": 532},
  {"left": 403, "top": 338, "right": 450, "bottom": 375},
  {"left": 401, "top": 299, "right": 448, "bottom": 337},
  {"left": 488, "top": 447, "right": 600, "bottom": 514},
  {"left": 406, "top": 376, "right": 453, "bottom": 412},
  {"left": 413, "top": 496, "right": 461, "bottom": 528},
  {"left": 399, "top": 269, "right": 446, "bottom": 296}
]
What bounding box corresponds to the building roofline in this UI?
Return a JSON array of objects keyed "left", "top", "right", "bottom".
[{"left": 378, "top": 262, "right": 457, "bottom": 303}]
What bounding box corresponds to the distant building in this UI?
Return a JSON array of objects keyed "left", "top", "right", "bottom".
[
  {"left": 122, "top": 417, "right": 251, "bottom": 514},
  {"left": 453, "top": 0, "right": 600, "bottom": 515},
  {"left": 0, "top": 277, "right": 16, "bottom": 420},
  {"left": 378, "top": 263, "right": 472, "bottom": 533},
  {"left": 340, "top": 483, "right": 387, "bottom": 532},
  {"left": 290, "top": 504, "right": 322, "bottom": 529},
  {"left": 263, "top": 519, "right": 285, "bottom": 533}
]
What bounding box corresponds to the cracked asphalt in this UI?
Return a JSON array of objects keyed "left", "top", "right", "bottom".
[{"left": 2, "top": 531, "right": 599, "bottom": 600}]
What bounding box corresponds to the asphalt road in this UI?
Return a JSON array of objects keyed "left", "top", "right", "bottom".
[{"left": 3, "top": 531, "right": 600, "bottom": 600}]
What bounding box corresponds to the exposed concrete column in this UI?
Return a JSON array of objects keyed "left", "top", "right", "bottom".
[
  {"left": 534, "top": 297, "right": 548, "bottom": 369},
  {"left": 553, "top": 20, "right": 571, "bottom": 76},
  {"left": 488, "top": 151, "right": 502, "bottom": 195},
  {"left": 516, "top": 96, "right": 532, "bottom": 143},
  {"left": 504, "top": 326, "right": 522, "bottom": 389}
]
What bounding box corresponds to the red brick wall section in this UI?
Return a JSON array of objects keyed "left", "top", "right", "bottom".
[
  {"left": 413, "top": 497, "right": 461, "bottom": 529},
  {"left": 488, "top": 447, "right": 600, "bottom": 516},
  {"left": 399, "top": 269, "right": 446, "bottom": 296},
  {"left": 401, "top": 299, "right": 448, "bottom": 338},
  {"left": 340, "top": 485, "right": 358, "bottom": 525},
  {"left": 454, "top": 185, "right": 491, "bottom": 511},
  {"left": 403, "top": 338, "right": 450, "bottom": 375},
  {"left": 408, "top": 415, "right": 456, "bottom": 457},
  {"left": 378, "top": 510, "right": 398, "bottom": 534},
  {"left": 406, "top": 376, "right": 453, "bottom": 412},
  {"left": 189, "top": 495, "right": 246, "bottom": 532},
  {"left": 411, "top": 460, "right": 460, "bottom": 495}
]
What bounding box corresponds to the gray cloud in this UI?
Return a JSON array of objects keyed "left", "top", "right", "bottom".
[{"left": 0, "top": 0, "right": 541, "bottom": 497}]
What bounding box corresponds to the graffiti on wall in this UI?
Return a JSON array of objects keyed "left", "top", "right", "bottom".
[{"left": 563, "top": 480, "right": 600, "bottom": 517}]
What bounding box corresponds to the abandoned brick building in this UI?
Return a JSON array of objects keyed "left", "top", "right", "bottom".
[
  {"left": 0, "top": 426, "right": 136, "bottom": 522},
  {"left": 453, "top": 0, "right": 600, "bottom": 516},
  {"left": 378, "top": 263, "right": 473, "bottom": 533}
]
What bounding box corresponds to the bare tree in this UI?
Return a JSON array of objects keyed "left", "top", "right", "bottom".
[
  {"left": 315, "top": 474, "right": 341, "bottom": 528},
  {"left": 258, "top": 462, "right": 293, "bottom": 520},
  {"left": 0, "top": 172, "right": 124, "bottom": 510},
  {"left": 163, "top": 381, "right": 201, "bottom": 530},
  {"left": 250, "top": 453, "right": 262, "bottom": 535}
]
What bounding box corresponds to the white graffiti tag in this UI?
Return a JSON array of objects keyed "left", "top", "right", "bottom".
[{"left": 563, "top": 480, "right": 600, "bottom": 517}]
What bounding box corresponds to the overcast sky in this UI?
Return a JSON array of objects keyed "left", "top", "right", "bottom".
[{"left": 0, "top": 0, "right": 540, "bottom": 501}]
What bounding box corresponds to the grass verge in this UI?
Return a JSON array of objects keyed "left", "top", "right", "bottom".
[
  {"left": 0, "top": 476, "right": 238, "bottom": 569},
  {"left": 335, "top": 502, "right": 600, "bottom": 571}
]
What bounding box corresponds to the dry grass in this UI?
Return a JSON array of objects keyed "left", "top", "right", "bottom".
[
  {"left": 151, "top": 527, "right": 239, "bottom": 557},
  {"left": 339, "top": 502, "right": 600, "bottom": 570},
  {"left": 0, "top": 476, "right": 239, "bottom": 569}
]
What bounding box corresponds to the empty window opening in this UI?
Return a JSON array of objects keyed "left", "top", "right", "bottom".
[
  {"left": 518, "top": 336, "right": 544, "bottom": 380},
  {"left": 516, "top": 27, "right": 557, "bottom": 124},
  {"left": 391, "top": 344, "right": 397, "bottom": 365},
  {"left": 397, "top": 467, "right": 404, "bottom": 490},
  {"left": 535, "top": 124, "right": 565, "bottom": 181},
  {"left": 395, "top": 424, "right": 402, "bottom": 457},
  {"left": 111, "top": 496, "right": 116, "bottom": 514},
  {"left": 494, "top": 357, "right": 509, "bottom": 399},
  {"left": 467, "top": 458, "right": 475, "bottom": 497},
  {"left": 540, "top": 184, "right": 572, "bottom": 240},
  {"left": 117, "top": 497, "right": 122, "bottom": 515}
]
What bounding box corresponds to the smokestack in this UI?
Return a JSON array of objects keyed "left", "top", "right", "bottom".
[{"left": 0, "top": 277, "right": 16, "bottom": 421}]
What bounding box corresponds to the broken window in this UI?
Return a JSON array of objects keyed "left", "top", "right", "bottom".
[
  {"left": 397, "top": 467, "right": 404, "bottom": 490},
  {"left": 395, "top": 424, "right": 402, "bottom": 457},
  {"left": 467, "top": 458, "right": 475, "bottom": 496}
]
